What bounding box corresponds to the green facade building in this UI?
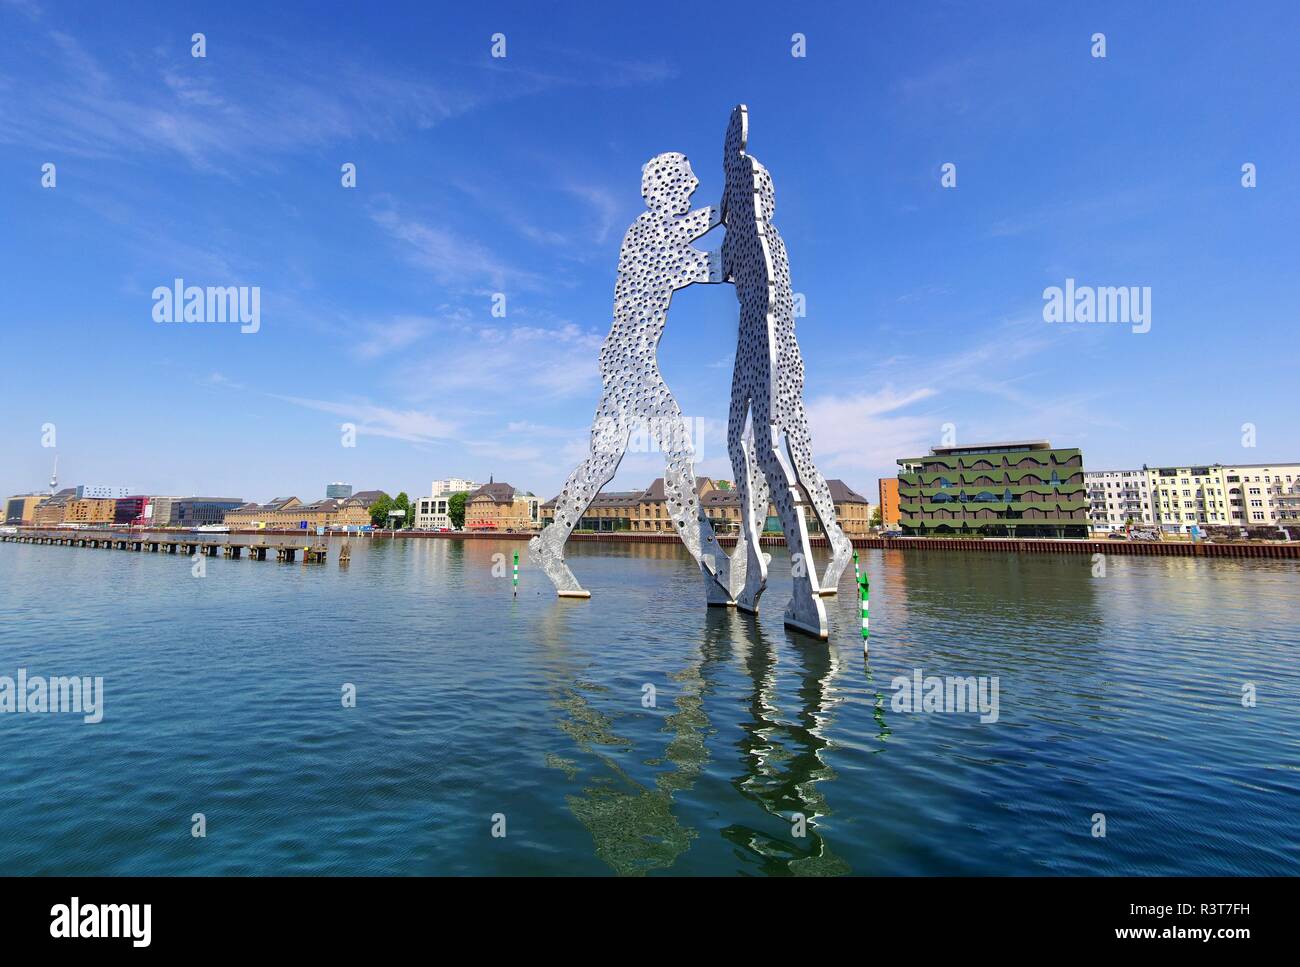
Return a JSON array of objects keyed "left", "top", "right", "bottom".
[{"left": 897, "top": 440, "right": 1088, "bottom": 539}]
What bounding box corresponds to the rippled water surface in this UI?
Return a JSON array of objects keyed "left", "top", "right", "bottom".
[{"left": 0, "top": 537, "right": 1296, "bottom": 875}]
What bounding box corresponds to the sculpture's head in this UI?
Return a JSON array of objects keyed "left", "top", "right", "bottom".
[
  {"left": 753, "top": 159, "right": 775, "bottom": 224},
  {"left": 641, "top": 152, "right": 698, "bottom": 215},
  {"left": 724, "top": 104, "right": 748, "bottom": 168}
]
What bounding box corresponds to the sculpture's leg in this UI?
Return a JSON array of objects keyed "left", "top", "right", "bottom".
[
  {"left": 648, "top": 384, "right": 733, "bottom": 604},
  {"left": 729, "top": 425, "right": 770, "bottom": 604},
  {"left": 780, "top": 398, "right": 854, "bottom": 594},
  {"left": 728, "top": 392, "right": 768, "bottom": 613},
  {"left": 529, "top": 407, "right": 629, "bottom": 598},
  {"left": 750, "top": 398, "right": 828, "bottom": 640}
]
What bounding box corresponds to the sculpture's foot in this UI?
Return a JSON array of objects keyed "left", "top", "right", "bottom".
[
  {"left": 819, "top": 534, "right": 855, "bottom": 594},
  {"left": 700, "top": 548, "right": 734, "bottom": 605},
  {"left": 784, "top": 589, "right": 829, "bottom": 640},
  {"left": 726, "top": 541, "right": 748, "bottom": 602},
  {"left": 703, "top": 562, "right": 735, "bottom": 607},
  {"left": 529, "top": 532, "right": 589, "bottom": 599},
  {"left": 735, "top": 549, "right": 769, "bottom": 613}
]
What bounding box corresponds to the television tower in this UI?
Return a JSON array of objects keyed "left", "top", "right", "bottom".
[{"left": 49, "top": 454, "right": 58, "bottom": 495}]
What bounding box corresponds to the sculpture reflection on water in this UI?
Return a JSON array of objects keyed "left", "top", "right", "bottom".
[{"left": 539, "top": 604, "right": 880, "bottom": 875}]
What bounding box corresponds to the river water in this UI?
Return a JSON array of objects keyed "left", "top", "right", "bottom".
[{"left": 0, "top": 537, "right": 1296, "bottom": 875}]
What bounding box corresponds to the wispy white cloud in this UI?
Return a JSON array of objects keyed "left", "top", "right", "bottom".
[
  {"left": 353, "top": 315, "right": 438, "bottom": 361},
  {"left": 393, "top": 316, "right": 604, "bottom": 403},
  {"left": 1, "top": 0, "right": 44, "bottom": 22},
  {"left": 369, "top": 206, "right": 542, "bottom": 293},
  {"left": 271, "top": 394, "right": 457, "bottom": 444},
  {"left": 0, "top": 29, "right": 508, "bottom": 173},
  {"left": 804, "top": 386, "right": 939, "bottom": 475},
  {"left": 561, "top": 183, "right": 625, "bottom": 245}
]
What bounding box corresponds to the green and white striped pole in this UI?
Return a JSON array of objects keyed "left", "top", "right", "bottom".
[
  {"left": 512, "top": 549, "right": 519, "bottom": 597},
  {"left": 853, "top": 549, "right": 861, "bottom": 588},
  {"left": 857, "top": 554, "right": 869, "bottom": 649}
]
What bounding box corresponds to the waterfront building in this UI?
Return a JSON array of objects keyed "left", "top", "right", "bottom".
[
  {"left": 112, "top": 496, "right": 241, "bottom": 529},
  {"left": 629, "top": 477, "right": 718, "bottom": 533},
  {"left": 1085, "top": 470, "right": 1153, "bottom": 531},
  {"left": 75, "top": 485, "right": 132, "bottom": 500},
  {"left": 1215, "top": 463, "right": 1300, "bottom": 528},
  {"left": 172, "top": 498, "right": 245, "bottom": 528},
  {"left": 897, "top": 440, "right": 1088, "bottom": 539},
  {"left": 699, "top": 482, "right": 874, "bottom": 536},
  {"left": 223, "top": 493, "right": 380, "bottom": 530},
  {"left": 1275, "top": 479, "right": 1300, "bottom": 529},
  {"left": 431, "top": 478, "right": 480, "bottom": 498},
  {"left": 414, "top": 495, "right": 454, "bottom": 529},
  {"left": 1146, "top": 465, "right": 1228, "bottom": 532},
  {"left": 878, "top": 477, "right": 900, "bottom": 528},
  {"left": 4, "top": 494, "right": 47, "bottom": 525},
  {"left": 146, "top": 496, "right": 179, "bottom": 527},
  {"left": 325, "top": 482, "right": 353, "bottom": 500},
  {"left": 571, "top": 488, "right": 664, "bottom": 532},
  {"left": 465, "top": 481, "right": 540, "bottom": 530},
  {"left": 699, "top": 487, "right": 747, "bottom": 533},
  {"left": 540, "top": 477, "right": 722, "bottom": 533},
  {"left": 414, "top": 481, "right": 478, "bottom": 529},
  {"left": 1144, "top": 462, "right": 1300, "bottom": 532},
  {"left": 225, "top": 497, "right": 304, "bottom": 528},
  {"left": 114, "top": 495, "right": 152, "bottom": 525},
  {"left": 344, "top": 491, "right": 388, "bottom": 517},
  {"left": 31, "top": 488, "right": 78, "bottom": 525},
  {"left": 826, "top": 479, "right": 874, "bottom": 536},
  {"left": 540, "top": 477, "right": 873, "bottom": 536},
  {"left": 63, "top": 498, "right": 118, "bottom": 524}
]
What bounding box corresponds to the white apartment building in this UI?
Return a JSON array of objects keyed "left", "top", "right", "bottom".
[
  {"left": 1217, "top": 463, "right": 1300, "bottom": 528},
  {"left": 417, "top": 478, "right": 480, "bottom": 528},
  {"left": 1146, "top": 463, "right": 1300, "bottom": 532},
  {"left": 414, "top": 494, "right": 455, "bottom": 529},
  {"left": 1085, "top": 470, "right": 1153, "bottom": 531},
  {"left": 430, "top": 478, "right": 479, "bottom": 497}
]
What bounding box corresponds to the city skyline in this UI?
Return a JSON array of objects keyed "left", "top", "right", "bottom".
[{"left": 3, "top": 1, "right": 1299, "bottom": 502}]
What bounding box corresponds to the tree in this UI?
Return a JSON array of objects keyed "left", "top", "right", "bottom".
[
  {"left": 369, "top": 494, "right": 392, "bottom": 528},
  {"left": 448, "top": 491, "right": 468, "bottom": 529},
  {"left": 870, "top": 507, "right": 883, "bottom": 528},
  {"left": 393, "top": 492, "right": 412, "bottom": 529}
]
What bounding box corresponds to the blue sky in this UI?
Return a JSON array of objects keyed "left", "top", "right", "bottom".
[{"left": 2, "top": 0, "right": 1298, "bottom": 503}]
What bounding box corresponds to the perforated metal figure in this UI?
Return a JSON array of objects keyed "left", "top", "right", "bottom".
[
  {"left": 721, "top": 104, "right": 846, "bottom": 638},
  {"left": 530, "top": 152, "right": 733, "bottom": 601}
]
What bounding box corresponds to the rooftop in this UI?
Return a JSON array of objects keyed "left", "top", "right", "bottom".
[
  {"left": 826, "top": 479, "right": 870, "bottom": 503},
  {"left": 929, "top": 440, "right": 1052, "bottom": 455},
  {"left": 344, "top": 490, "right": 388, "bottom": 507},
  {"left": 469, "top": 482, "right": 521, "bottom": 504}
]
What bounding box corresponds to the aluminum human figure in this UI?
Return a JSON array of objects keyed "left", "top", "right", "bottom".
[
  {"left": 530, "top": 152, "right": 732, "bottom": 601},
  {"left": 721, "top": 104, "right": 844, "bottom": 638}
]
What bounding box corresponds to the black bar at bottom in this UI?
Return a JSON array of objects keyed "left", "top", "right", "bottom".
[{"left": 0, "top": 875, "right": 1277, "bottom": 953}]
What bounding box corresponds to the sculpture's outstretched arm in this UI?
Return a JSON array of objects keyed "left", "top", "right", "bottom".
[
  {"left": 680, "top": 204, "right": 717, "bottom": 240},
  {"left": 678, "top": 205, "right": 724, "bottom": 286}
]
